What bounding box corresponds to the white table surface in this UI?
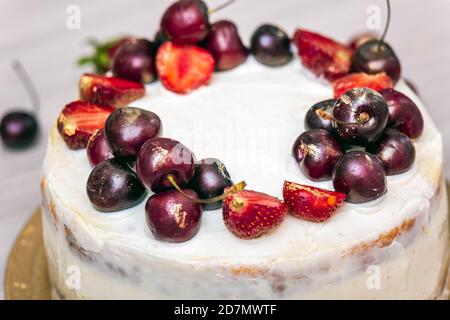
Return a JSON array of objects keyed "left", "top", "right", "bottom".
[{"left": 1, "top": 0, "right": 450, "bottom": 299}]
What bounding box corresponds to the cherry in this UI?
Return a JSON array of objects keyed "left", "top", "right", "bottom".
[
  {"left": 250, "top": 24, "right": 292, "bottom": 67},
  {"left": 204, "top": 20, "right": 248, "bottom": 71},
  {"left": 189, "top": 158, "right": 233, "bottom": 210},
  {"left": 145, "top": 189, "right": 202, "bottom": 243},
  {"left": 136, "top": 137, "right": 196, "bottom": 192},
  {"left": 367, "top": 129, "right": 415, "bottom": 175},
  {"left": 333, "top": 150, "right": 387, "bottom": 203},
  {"left": 104, "top": 107, "right": 161, "bottom": 160},
  {"left": 86, "top": 158, "right": 147, "bottom": 212},
  {"left": 1, "top": 111, "right": 38, "bottom": 148},
  {"left": 304, "top": 99, "right": 336, "bottom": 132},
  {"left": 351, "top": 40, "right": 401, "bottom": 83},
  {"left": 86, "top": 129, "right": 113, "bottom": 167},
  {"left": 292, "top": 129, "right": 343, "bottom": 181},
  {"left": 332, "top": 88, "right": 389, "bottom": 146},
  {"left": 350, "top": 1, "right": 400, "bottom": 83},
  {"left": 379, "top": 88, "right": 423, "bottom": 139},
  {"left": 160, "top": 0, "right": 210, "bottom": 44},
  {"left": 111, "top": 39, "right": 156, "bottom": 83},
  {"left": 1, "top": 61, "right": 40, "bottom": 149}
]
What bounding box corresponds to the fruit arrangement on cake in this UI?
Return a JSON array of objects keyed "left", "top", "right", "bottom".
[{"left": 41, "top": 0, "right": 449, "bottom": 299}]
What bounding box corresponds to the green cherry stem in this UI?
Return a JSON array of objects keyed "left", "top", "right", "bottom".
[
  {"left": 315, "top": 109, "right": 369, "bottom": 125},
  {"left": 378, "top": 0, "right": 391, "bottom": 52},
  {"left": 11, "top": 60, "right": 40, "bottom": 114},
  {"left": 209, "top": 0, "right": 237, "bottom": 14},
  {"left": 166, "top": 174, "right": 246, "bottom": 204}
]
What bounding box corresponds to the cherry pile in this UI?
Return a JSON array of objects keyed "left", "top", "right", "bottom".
[
  {"left": 85, "top": 105, "right": 245, "bottom": 243},
  {"left": 54, "top": 0, "right": 428, "bottom": 242},
  {"left": 294, "top": 86, "right": 423, "bottom": 204}
]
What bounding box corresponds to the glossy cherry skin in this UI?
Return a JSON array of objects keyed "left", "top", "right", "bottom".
[
  {"left": 292, "top": 129, "right": 343, "bottom": 181},
  {"left": 104, "top": 107, "right": 161, "bottom": 160},
  {"left": 0, "top": 111, "right": 38, "bottom": 148},
  {"left": 304, "top": 99, "right": 336, "bottom": 132},
  {"left": 145, "top": 189, "right": 202, "bottom": 243},
  {"left": 86, "top": 158, "right": 147, "bottom": 212},
  {"left": 136, "top": 137, "right": 196, "bottom": 192},
  {"left": 189, "top": 158, "right": 233, "bottom": 210},
  {"left": 86, "top": 129, "right": 114, "bottom": 167},
  {"left": 333, "top": 150, "right": 387, "bottom": 203},
  {"left": 160, "top": 0, "right": 209, "bottom": 44},
  {"left": 379, "top": 88, "right": 424, "bottom": 139},
  {"left": 250, "top": 24, "right": 292, "bottom": 67},
  {"left": 111, "top": 39, "right": 156, "bottom": 83},
  {"left": 351, "top": 40, "right": 401, "bottom": 83},
  {"left": 204, "top": 20, "right": 247, "bottom": 71},
  {"left": 367, "top": 129, "right": 415, "bottom": 175},
  {"left": 333, "top": 88, "right": 389, "bottom": 146}
]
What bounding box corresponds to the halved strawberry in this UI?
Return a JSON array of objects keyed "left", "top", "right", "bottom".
[
  {"left": 282, "top": 181, "right": 346, "bottom": 222},
  {"left": 223, "top": 190, "right": 287, "bottom": 239},
  {"left": 293, "top": 29, "right": 353, "bottom": 82},
  {"left": 57, "top": 101, "right": 114, "bottom": 149},
  {"left": 332, "top": 72, "right": 393, "bottom": 98},
  {"left": 156, "top": 41, "right": 214, "bottom": 94},
  {"left": 79, "top": 74, "right": 145, "bottom": 108}
]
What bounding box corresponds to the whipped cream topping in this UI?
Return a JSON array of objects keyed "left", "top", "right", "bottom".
[{"left": 43, "top": 57, "right": 443, "bottom": 264}]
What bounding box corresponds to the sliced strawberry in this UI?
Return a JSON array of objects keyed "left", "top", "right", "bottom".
[
  {"left": 57, "top": 101, "right": 114, "bottom": 149},
  {"left": 332, "top": 72, "right": 394, "bottom": 98},
  {"left": 223, "top": 190, "right": 287, "bottom": 239},
  {"left": 156, "top": 41, "right": 214, "bottom": 94},
  {"left": 293, "top": 29, "right": 353, "bottom": 82},
  {"left": 282, "top": 181, "right": 346, "bottom": 222},
  {"left": 79, "top": 73, "right": 145, "bottom": 108}
]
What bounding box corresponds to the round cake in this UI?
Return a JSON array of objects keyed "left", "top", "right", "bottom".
[{"left": 40, "top": 1, "right": 449, "bottom": 299}]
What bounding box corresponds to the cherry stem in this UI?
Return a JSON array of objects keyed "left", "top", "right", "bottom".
[
  {"left": 378, "top": 0, "right": 391, "bottom": 52},
  {"left": 166, "top": 174, "right": 246, "bottom": 204},
  {"left": 209, "top": 0, "right": 237, "bottom": 14},
  {"left": 315, "top": 109, "right": 369, "bottom": 125},
  {"left": 11, "top": 60, "right": 40, "bottom": 114}
]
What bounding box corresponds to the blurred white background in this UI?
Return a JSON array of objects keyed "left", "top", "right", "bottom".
[{"left": 1, "top": 0, "right": 450, "bottom": 298}]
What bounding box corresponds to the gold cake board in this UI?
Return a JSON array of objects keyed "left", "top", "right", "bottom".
[{"left": 5, "top": 190, "right": 450, "bottom": 300}]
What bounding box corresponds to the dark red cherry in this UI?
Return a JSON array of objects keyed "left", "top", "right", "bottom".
[
  {"left": 111, "top": 39, "right": 156, "bottom": 83},
  {"left": 250, "top": 24, "right": 292, "bottom": 67},
  {"left": 304, "top": 99, "right": 336, "bottom": 132},
  {"left": 333, "top": 88, "right": 389, "bottom": 146},
  {"left": 86, "top": 158, "right": 146, "bottom": 212},
  {"left": 145, "top": 189, "right": 202, "bottom": 243},
  {"left": 86, "top": 129, "right": 113, "bottom": 167},
  {"left": 379, "top": 88, "right": 423, "bottom": 139},
  {"left": 161, "top": 0, "right": 209, "bottom": 44},
  {"left": 104, "top": 107, "right": 161, "bottom": 160},
  {"left": 136, "top": 137, "right": 195, "bottom": 192},
  {"left": 189, "top": 158, "right": 233, "bottom": 210},
  {"left": 351, "top": 40, "right": 401, "bottom": 83},
  {"left": 0, "top": 111, "right": 38, "bottom": 148},
  {"left": 333, "top": 150, "right": 387, "bottom": 203},
  {"left": 204, "top": 20, "right": 247, "bottom": 71},
  {"left": 367, "top": 129, "right": 415, "bottom": 175},
  {"left": 292, "top": 129, "right": 343, "bottom": 181}
]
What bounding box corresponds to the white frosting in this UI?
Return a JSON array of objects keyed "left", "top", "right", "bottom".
[{"left": 41, "top": 58, "right": 449, "bottom": 299}]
